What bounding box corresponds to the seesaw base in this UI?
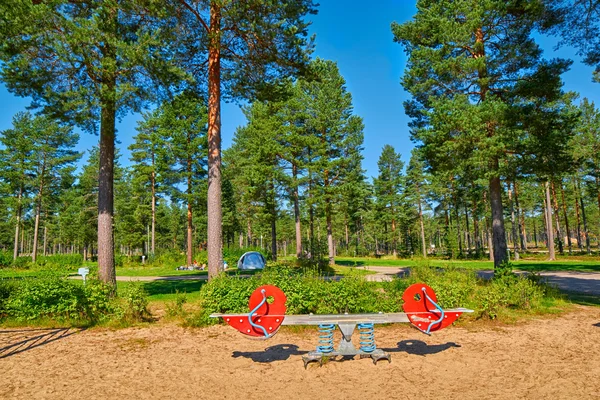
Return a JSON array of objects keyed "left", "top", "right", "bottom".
[
  {"left": 302, "top": 349, "right": 391, "bottom": 368},
  {"left": 302, "top": 322, "right": 391, "bottom": 368}
]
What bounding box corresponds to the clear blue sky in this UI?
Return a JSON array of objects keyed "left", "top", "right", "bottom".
[{"left": 1, "top": 1, "right": 599, "bottom": 180}]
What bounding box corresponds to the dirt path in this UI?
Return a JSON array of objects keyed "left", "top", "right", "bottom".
[{"left": 1, "top": 306, "right": 599, "bottom": 399}]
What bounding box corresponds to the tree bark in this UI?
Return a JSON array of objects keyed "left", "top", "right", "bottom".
[
  {"left": 292, "top": 163, "right": 302, "bottom": 258},
  {"left": 151, "top": 158, "right": 156, "bottom": 255},
  {"left": 13, "top": 186, "right": 22, "bottom": 261},
  {"left": 464, "top": 202, "right": 471, "bottom": 255},
  {"left": 207, "top": 5, "right": 223, "bottom": 279},
  {"left": 545, "top": 182, "right": 556, "bottom": 261},
  {"left": 484, "top": 190, "right": 494, "bottom": 261},
  {"left": 187, "top": 159, "right": 193, "bottom": 267},
  {"left": 550, "top": 181, "right": 564, "bottom": 255},
  {"left": 489, "top": 173, "right": 508, "bottom": 268},
  {"left": 416, "top": 182, "right": 427, "bottom": 257},
  {"left": 508, "top": 184, "right": 519, "bottom": 261},
  {"left": 514, "top": 181, "right": 527, "bottom": 251},
  {"left": 98, "top": 84, "right": 117, "bottom": 288},
  {"left": 97, "top": 5, "right": 118, "bottom": 289},
  {"left": 325, "top": 172, "right": 335, "bottom": 265},
  {"left": 574, "top": 181, "right": 583, "bottom": 249},
  {"left": 560, "top": 182, "right": 572, "bottom": 253},
  {"left": 32, "top": 173, "right": 45, "bottom": 263},
  {"left": 43, "top": 225, "right": 47, "bottom": 257},
  {"left": 577, "top": 179, "right": 591, "bottom": 254}
]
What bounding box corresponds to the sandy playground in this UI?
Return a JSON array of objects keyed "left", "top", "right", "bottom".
[{"left": 1, "top": 306, "right": 600, "bottom": 400}]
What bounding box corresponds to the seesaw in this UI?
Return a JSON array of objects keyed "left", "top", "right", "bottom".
[{"left": 211, "top": 282, "right": 473, "bottom": 367}]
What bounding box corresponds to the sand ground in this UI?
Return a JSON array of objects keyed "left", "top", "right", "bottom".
[{"left": 2, "top": 306, "right": 600, "bottom": 400}]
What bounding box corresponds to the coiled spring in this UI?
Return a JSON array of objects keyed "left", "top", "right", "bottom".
[
  {"left": 316, "top": 324, "right": 335, "bottom": 354},
  {"left": 358, "top": 323, "right": 376, "bottom": 353}
]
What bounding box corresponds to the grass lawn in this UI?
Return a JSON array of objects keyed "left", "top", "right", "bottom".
[{"left": 334, "top": 256, "right": 600, "bottom": 273}]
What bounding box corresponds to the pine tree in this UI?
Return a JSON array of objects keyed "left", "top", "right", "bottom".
[
  {"left": 168, "top": 0, "right": 317, "bottom": 278},
  {"left": 157, "top": 92, "right": 208, "bottom": 267},
  {"left": 301, "top": 59, "right": 365, "bottom": 265},
  {"left": 373, "top": 145, "right": 405, "bottom": 256},
  {"left": 393, "top": 0, "right": 571, "bottom": 268},
  {"left": 0, "top": 112, "right": 35, "bottom": 260},
  {"left": 0, "top": 0, "right": 182, "bottom": 288}
]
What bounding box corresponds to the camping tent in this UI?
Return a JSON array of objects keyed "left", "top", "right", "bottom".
[{"left": 237, "top": 251, "right": 266, "bottom": 270}]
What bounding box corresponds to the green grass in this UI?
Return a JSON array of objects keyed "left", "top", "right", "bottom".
[
  {"left": 117, "top": 280, "right": 206, "bottom": 303},
  {"left": 117, "top": 264, "right": 209, "bottom": 277},
  {"left": 334, "top": 256, "right": 600, "bottom": 273}
]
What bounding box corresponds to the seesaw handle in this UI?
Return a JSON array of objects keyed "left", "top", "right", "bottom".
[
  {"left": 422, "top": 287, "right": 444, "bottom": 334},
  {"left": 248, "top": 289, "right": 271, "bottom": 338}
]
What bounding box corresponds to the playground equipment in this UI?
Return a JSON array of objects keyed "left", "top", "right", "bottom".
[{"left": 211, "top": 283, "right": 473, "bottom": 367}]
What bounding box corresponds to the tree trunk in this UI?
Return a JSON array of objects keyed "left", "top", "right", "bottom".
[
  {"left": 325, "top": 178, "right": 334, "bottom": 266},
  {"left": 187, "top": 167, "right": 193, "bottom": 267},
  {"left": 13, "top": 186, "right": 22, "bottom": 261},
  {"left": 545, "top": 182, "right": 556, "bottom": 260},
  {"left": 417, "top": 182, "right": 426, "bottom": 258},
  {"left": 207, "top": 5, "right": 223, "bottom": 279},
  {"left": 489, "top": 173, "right": 508, "bottom": 268},
  {"left": 508, "top": 184, "right": 519, "bottom": 261},
  {"left": 597, "top": 173, "right": 600, "bottom": 251},
  {"left": 269, "top": 182, "right": 278, "bottom": 262},
  {"left": 577, "top": 179, "right": 591, "bottom": 254},
  {"left": 271, "top": 207, "right": 277, "bottom": 262},
  {"left": 464, "top": 202, "right": 471, "bottom": 255},
  {"left": 559, "top": 182, "right": 572, "bottom": 253},
  {"left": 484, "top": 191, "right": 494, "bottom": 261},
  {"left": 551, "top": 181, "right": 564, "bottom": 255},
  {"left": 246, "top": 218, "right": 252, "bottom": 247},
  {"left": 43, "top": 225, "right": 47, "bottom": 257},
  {"left": 32, "top": 206, "right": 40, "bottom": 263},
  {"left": 514, "top": 182, "right": 527, "bottom": 251},
  {"left": 454, "top": 195, "right": 463, "bottom": 257},
  {"left": 293, "top": 163, "right": 302, "bottom": 258},
  {"left": 98, "top": 83, "right": 117, "bottom": 289},
  {"left": 151, "top": 165, "right": 156, "bottom": 255}
]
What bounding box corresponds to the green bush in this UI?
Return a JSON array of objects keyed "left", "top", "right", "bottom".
[
  {"left": 0, "top": 279, "right": 18, "bottom": 316},
  {"left": 36, "top": 254, "right": 83, "bottom": 268},
  {"left": 191, "top": 267, "right": 401, "bottom": 326},
  {"left": 0, "top": 251, "right": 12, "bottom": 268},
  {"left": 120, "top": 283, "right": 150, "bottom": 322},
  {"left": 12, "top": 256, "right": 31, "bottom": 268},
  {"left": 191, "top": 263, "right": 563, "bottom": 327},
  {"left": 5, "top": 276, "right": 88, "bottom": 321},
  {"left": 0, "top": 275, "right": 150, "bottom": 325}
]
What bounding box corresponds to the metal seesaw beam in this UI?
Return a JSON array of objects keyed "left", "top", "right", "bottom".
[{"left": 210, "top": 308, "right": 473, "bottom": 326}]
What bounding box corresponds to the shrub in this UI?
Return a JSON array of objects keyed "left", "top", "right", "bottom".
[
  {"left": 35, "top": 254, "right": 83, "bottom": 268},
  {"left": 0, "top": 275, "right": 151, "bottom": 325},
  {"left": 166, "top": 291, "right": 188, "bottom": 318},
  {"left": 120, "top": 283, "right": 150, "bottom": 322},
  {"left": 190, "top": 268, "right": 401, "bottom": 326},
  {"left": 0, "top": 251, "right": 12, "bottom": 268},
  {"left": 4, "top": 275, "right": 87, "bottom": 321}
]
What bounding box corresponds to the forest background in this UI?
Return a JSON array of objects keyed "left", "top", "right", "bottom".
[{"left": 1, "top": 0, "right": 600, "bottom": 282}]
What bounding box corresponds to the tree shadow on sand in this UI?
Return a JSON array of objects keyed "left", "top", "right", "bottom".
[
  {"left": 0, "top": 328, "right": 84, "bottom": 359},
  {"left": 232, "top": 344, "right": 307, "bottom": 363},
  {"left": 593, "top": 322, "right": 600, "bottom": 328},
  {"left": 381, "top": 340, "right": 461, "bottom": 356}
]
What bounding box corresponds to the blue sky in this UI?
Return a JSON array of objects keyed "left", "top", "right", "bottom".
[{"left": 1, "top": 1, "right": 599, "bottom": 180}]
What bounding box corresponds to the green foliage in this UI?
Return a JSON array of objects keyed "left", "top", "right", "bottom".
[
  {"left": 190, "top": 262, "right": 562, "bottom": 327},
  {"left": 165, "top": 291, "right": 188, "bottom": 318},
  {"left": 119, "top": 283, "right": 150, "bottom": 322},
  {"left": 0, "top": 251, "right": 11, "bottom": 268},
  {"left": 0, "top": 275, "right": 151, "bottom": 326},
  {"left": 5, "top": 275, "right": 91, "bottom": 321}
]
